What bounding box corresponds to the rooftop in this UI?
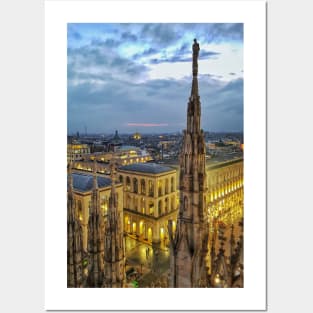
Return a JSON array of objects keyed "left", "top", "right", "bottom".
[
  {"left": 119, "top": 162, "right": 175, "bottom": 174},
  {"left": 72, "top": 173, "right": 113, "bottom": 192}
]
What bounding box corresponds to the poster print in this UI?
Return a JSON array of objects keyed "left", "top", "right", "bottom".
[{"left": 45, "top": 1, "right": 266, "bottom": 310}]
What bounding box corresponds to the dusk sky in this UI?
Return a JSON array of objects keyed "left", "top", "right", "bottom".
[{"left": 67, "top": 23, "right": 243, "bottom": 134}]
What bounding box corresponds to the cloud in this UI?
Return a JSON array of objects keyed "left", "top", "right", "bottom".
[
  {"left": 67, "top": 23, "right": 243, "bottom": 133},
  {"left": 68, "top": 73, "right": 243, "bottom": 133},
  {"left": 121, "top": 31, "right": 138, "bottom": 42},
  {"left": 149, "top": 50, "right": 219, "bottom": 64}
]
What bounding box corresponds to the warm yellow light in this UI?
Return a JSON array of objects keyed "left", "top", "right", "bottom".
[{"left": 215, "top": 275, "right": 220, "bottom": 284}]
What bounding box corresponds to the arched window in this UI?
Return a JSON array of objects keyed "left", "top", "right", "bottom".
[
  {"left": 141, "top": 197, "right": 145, "bottom": 214},
  {"left": 165, "top": 197, "right": 169, "bottom": 213},
  {"left": 133, "top": 178, "right": 138, "bottom": 193},
  {"left": 165, "top": 179, "right": 169, "bottom": 194},
  {"left": 158, "top": 180, "right": 163, "bottom": 196},
  {"left": 148, "top": 180, "right": 154, "bottom": 197},
  {"left": 149, "top": 202, "right": 154, "bottom": 216},
  {"left": 141, "top": 179, "right": 146, "bottom": 195},
  {"left": 119, "top": 175, "right": 123, "bottom": 183},
  {"left": 126, "top": 176, "right": 131, "bottom": 191}
]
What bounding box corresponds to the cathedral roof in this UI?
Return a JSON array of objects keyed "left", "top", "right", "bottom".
[
  {"left": 119, "top": 162, "right": 175, "bottom": 174},
  {"left": 72, "top": 173, "right": 113, "bottom": 192}
]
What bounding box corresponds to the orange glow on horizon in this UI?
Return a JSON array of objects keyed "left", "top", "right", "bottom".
[{"left": 127, "top": 123, "right": 168, "bottom": 127}]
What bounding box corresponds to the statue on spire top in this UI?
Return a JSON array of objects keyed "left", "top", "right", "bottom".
[{"left": 192, "top": 39, "right": 200, "bottom": 77}]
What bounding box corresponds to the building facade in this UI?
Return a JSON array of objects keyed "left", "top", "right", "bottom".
[
  {"left": 67, "top": 143, "right": 90, "bottom": 162},
  {"left": 207, "top": 158, "right": 244, "bottom": 226},
  {"left": 71, "top": 171, "right": 124, "bottom": 252},
  {"left": 117, "top": 163, "right": 178, "bottom": 247}
]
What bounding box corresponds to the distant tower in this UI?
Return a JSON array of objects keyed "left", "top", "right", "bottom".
[
  {"left": 103, "top": 157, "right": 126, "bottom": 287},
  {"left": 67, "top": 162, "right": 84, "bottom": 287},
  {"left": 87, "top": 159, "right": 105, "bottom": 287},
  {"left": 168, "top": 39, "right": 209, "bottom": 287}
]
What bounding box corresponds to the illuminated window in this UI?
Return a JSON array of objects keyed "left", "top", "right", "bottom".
[
  {"left": 165, "top": 197, "right": 169, "bottom": 213},
  {"left": 149, "top": 202, "right": 154, "bottom": 215},
  {"left": 158, "top": 180, "right": 163, "bottom": 196},
  {"left": 148, "top": 180, "right": 154, "bottom": 197}
]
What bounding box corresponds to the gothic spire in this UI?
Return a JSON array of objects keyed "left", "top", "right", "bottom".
[
  {"left": 168, "top": 39, "right": 209, "bottom": 288},
  {"left": 87, "top": 157, "right": 105, "bottom": 287},
  {"left": 67, "top": 161, "right": 84, "bottom": 287},
  {"left": 187, "top": 39, "right": 201, "bottom": 134},
  {"left": 191, "top": 38, "right": 200, "bottom": 96},
  {"left": 103, "top": 155, "right": 126, "bottom": 288}
]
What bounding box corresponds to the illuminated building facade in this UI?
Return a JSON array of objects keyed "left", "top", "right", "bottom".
[
  {"left": 72, "top": 147, "right": 152, "bottom": 174},
  {"left": 133, "top": 132, "right": 141, "bottom": 140},
  {"left": 207, "top": 159, "right": 244, "bottom": 225},
  {"left": 117, "top": 163, "right": 178, "bottom": 247},
  {"left": 67, "top": 143, "right": 90, "bottom": 162}
]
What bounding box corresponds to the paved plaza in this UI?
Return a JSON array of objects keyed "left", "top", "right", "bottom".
[{"left": 125, "top": 236, "right": 170, "bottom": 287}]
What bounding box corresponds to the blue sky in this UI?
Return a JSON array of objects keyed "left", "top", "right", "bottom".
[{"left": 67, "top": 23, "right": 243, "bottom": 134}]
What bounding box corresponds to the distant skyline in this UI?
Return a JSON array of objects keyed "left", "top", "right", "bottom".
[{"left": 68, "top": 23, "right": 243, "bottom": 134}]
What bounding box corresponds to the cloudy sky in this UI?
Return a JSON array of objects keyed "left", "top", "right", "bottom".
[{"left": 67, "top": 23, "right": 243, "bottom": 134}]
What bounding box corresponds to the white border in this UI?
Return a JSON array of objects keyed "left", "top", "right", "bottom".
[{"left": 45, "top": 1, "right": 266, "bottom": 310}]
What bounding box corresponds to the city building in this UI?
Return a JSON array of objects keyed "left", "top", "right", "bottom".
[
  {"left": 117, "top": 163, "right": 178, "bottom": 247},
  {"left": 207, "top": 158, "right": 243, "bottom": 226},
  {"left": 71, "top": 169, "right": 124, "bottom": 252},
  {"left": 133, "top": 132, "right": 141, "bottom": 140},
  {"left": 72, "top": 146, "right": 153, "bottom": 174},
  {"left": 67, "top": 143, "right": 90, "bottom": 162},
  {"left": 108, "top": 130, "right": 123, "bottom": 152}
]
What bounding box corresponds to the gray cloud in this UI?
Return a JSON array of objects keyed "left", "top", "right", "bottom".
[
  {"left": 68, "top": 75, "right": 243, "bottom": 133},
  {"left": 149, "top": 50, "right": 219, "bottom": 64},
  {"left": 67, "top": 23, "right": 243, "bottom": 133}
]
